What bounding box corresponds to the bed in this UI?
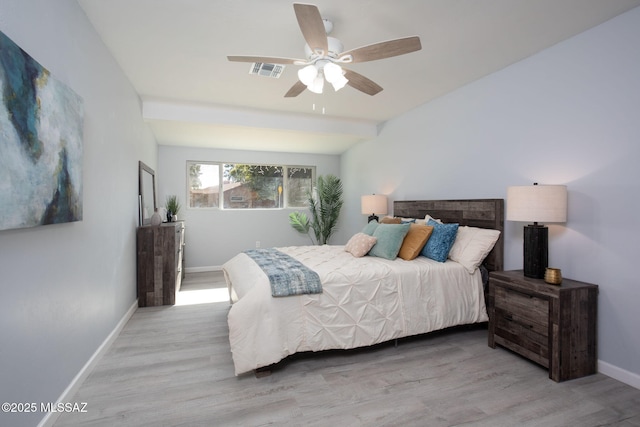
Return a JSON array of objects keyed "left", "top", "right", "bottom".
[{"left": 223, "top": 199, "right": 504, "bottom": 376}]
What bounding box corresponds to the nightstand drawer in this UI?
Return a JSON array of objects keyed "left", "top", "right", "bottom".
[
  {"left": 493, "top": 312, "right": 549, "bottom": 367},
  {"left": 493, "top": 284, "right": 550, "bottom": 366},
  {"left": 494, "top": 285, "right": 549, "bottom": 333}
]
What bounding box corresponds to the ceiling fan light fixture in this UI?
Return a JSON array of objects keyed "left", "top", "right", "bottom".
[{"left": 298, "top": 64, "right": 318, "bottom": 86}]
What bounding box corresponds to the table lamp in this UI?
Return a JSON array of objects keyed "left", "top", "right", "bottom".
[
  {"left": 506, "top": 183, "right": 567, "bottom": 278},
  {"left": 361, "top": 194, "right": 387, "bottom": 223}
]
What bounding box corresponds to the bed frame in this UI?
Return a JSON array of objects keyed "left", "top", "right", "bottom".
[{"left": 393, "top": 199, "right": 504, "bottom": 272}]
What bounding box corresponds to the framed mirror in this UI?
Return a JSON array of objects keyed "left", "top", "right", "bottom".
[{"left": 138, "top": 161, "right": 157, "bottom": 226}]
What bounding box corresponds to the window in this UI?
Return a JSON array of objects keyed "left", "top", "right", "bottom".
[
  {"left": 188, "top": 162, "right": 220, "bottom": 208},
  {"left": 187, "top": 162, "right": 314, "bottom": 209},
  {"left": 287, "top": 166, "right": 314, "bottom": 207}
]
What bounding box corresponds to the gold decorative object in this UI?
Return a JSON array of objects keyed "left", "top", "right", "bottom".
[{"left": 544, "top": 268, "right": 563, "bottom": 285}]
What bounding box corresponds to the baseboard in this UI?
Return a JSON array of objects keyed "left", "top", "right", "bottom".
[
  {"left": 38, "top": 299, "right": 139, "bottom": 427},
  {"left": 185, "top": 265, "right": 222, "bottom": 273},
  {"left": 598, "top": 360, "right": 640, "bottom": 390}
]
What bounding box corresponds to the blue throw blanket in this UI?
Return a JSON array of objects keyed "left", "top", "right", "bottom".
[{"left": 244, "top": 248, "right": 322, "bottom": 297}]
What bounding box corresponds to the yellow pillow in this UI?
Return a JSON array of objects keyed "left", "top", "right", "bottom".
[
  {"left": 380, "top": 216, "right": 402, "bottom": 224},
  {"left": 398, "top": 224, "right": 434, "bottom": 260}
]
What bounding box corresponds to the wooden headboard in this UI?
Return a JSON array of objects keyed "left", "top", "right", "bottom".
[{"left": 393, "top": 199, "right": 504, "bottom": 272}]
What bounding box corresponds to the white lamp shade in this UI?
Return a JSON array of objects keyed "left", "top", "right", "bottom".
[
  {"left": 298, "top": 65, "right": 317, "bottom": 86},
  {"left": 361, "top": 194, "right": 388, "bottom": 215},
  {"left": 323, "top": 62, "right": 348, "bottom": 91},
  {"left": 507, "top": 185, "right": 567, "bottom": 223},
  {"left": 307, "top": 74, "right": 324, "bottom": 94},
  {"left": 324, "top": 62, "right": 342, "bottom": 82},
  {"left": 330, "top": 74, "right": 348, "bottom": 91}
]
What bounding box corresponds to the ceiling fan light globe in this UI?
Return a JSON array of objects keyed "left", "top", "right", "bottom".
[
  {"left": 323, "top": 62, "right": 343, "bottom": 83},
  {"left": 308, "top": 75, "right": 324, "bottom": 94},
  {"left": 331, "top": 74, "right": 348, "bottom": 91},
  {"left": 298, "top": 65, "right": 318, "bottom": 86}
]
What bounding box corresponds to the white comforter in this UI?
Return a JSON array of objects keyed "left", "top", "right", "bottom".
[{"left": 223, "top": 245, "right": 488, "bottom": 375}]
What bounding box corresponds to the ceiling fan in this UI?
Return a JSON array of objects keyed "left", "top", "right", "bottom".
[{"left": 227, "top": 3, "right": 422, "bottom": 97}]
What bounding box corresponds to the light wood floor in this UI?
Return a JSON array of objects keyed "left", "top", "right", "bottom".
[{"left": 55, "top": 271, "right": 640, "bottom": 426}]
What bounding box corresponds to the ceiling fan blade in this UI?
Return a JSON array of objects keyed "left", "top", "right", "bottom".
[
  {"left": 284, "top": 80, "right": 307, "bottom": 97},
  {"left": 343, "top": 69, "right": 383, "bottom": 96},
  {"left": 340, "top": 36, "right": 422, "bottom": 63},
  {"left": 293, "top": 3, "right": 328, "bottom": 54},
  {"left": 227, "top": 55, "right": 300, "bottom": 65}
]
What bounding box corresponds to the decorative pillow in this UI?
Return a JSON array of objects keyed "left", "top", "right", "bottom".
[
  {"left": 361, "top": 221, "right": 379, "bottom": 236},
  {"left": 368, "top": 223, "right": 411, "bottom": 260},
  {"left": 345, "top": 233, "right": 378, "bottom": 257},
  {"left": 380, "top": 216, "right": 402, "bottom": 224},
  {"left": 425, "top": 214, "right": 442, "bottom": 224},
  {"left": 398, "top": 224, "right": 434, "bottom": 261},
  {"left": 448, "top": 226, "right": 501, "bottom": 273},
  {"left": 421, "top": 219, "right": 459, "bottom": 262}
]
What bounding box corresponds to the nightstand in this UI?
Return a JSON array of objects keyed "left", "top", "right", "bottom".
[{"left": 487, "top": 270, "right": 598, "bottom": 382}]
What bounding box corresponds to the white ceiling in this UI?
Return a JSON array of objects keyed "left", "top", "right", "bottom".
[{"left": 78, "top": 0, "right": 640, "bottom": 154}]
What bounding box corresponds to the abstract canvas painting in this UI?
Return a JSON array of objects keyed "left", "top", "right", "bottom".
[{"left": 0, "top": 30, "right": 84, "bottom": 231}]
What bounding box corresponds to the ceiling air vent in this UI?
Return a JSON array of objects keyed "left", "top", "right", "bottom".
[{"left": 249, "top": 62, "right": 285, "bottom": 78}]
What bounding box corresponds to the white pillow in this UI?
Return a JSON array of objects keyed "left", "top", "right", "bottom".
[
  {"left": 345, "top": 233, "right": 378, "bottom": 257},
  {"left": 424, "top": 214, "right": 442, "bottom": 224},
  {"left": 448, "top": 226, "right": 501, "bottom": 273}
]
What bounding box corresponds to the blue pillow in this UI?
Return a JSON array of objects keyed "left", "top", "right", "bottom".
[
  {"left": 361, "top": 221, "right": 379, "bottom": 236},
  {"left": 421, "top": 219, "right": 459, "bottom": 262},
  {"left": 369, "top": 223, "right": 411, "bottom": 260}
]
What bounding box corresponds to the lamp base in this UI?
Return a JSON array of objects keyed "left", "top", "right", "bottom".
[
  {"left": 523, "top": 224, "right": 548, "bottom": 279},
  {"left": 368, "top": 214, "right": 379, "bottom": 223}
]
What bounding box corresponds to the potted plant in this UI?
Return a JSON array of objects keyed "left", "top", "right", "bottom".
[
  {"left": 165, "top": 195, "right": 181, "bottom": 222},
  {"left": 289, "top": 174, "right": 343, "bottom": 245}
]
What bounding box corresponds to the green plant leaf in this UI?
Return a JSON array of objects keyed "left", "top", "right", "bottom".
[{"left": 288, "top": 174, "right": 343, "bottom": 245}]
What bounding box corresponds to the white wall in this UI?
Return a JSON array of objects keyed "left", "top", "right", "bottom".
[
  {"left": 158, "top": 146, "right": 341, "bottom": 269},
  {"left": 0, "top": 1, "right": 157, "bottom": 426},
  {"left": 340, "top": 7, "right": 640, "bottom": 386}
]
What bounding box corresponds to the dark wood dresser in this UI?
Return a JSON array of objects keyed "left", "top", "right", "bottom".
[
  {"left": 487, "top": 270, "right": 598, "bottom": 382},
  {"left": 136, "top": 221, "right": 185, "bottom": 306}
]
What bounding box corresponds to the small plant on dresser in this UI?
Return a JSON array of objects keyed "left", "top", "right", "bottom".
[{"left": 165, "top": 195, "right": 181, "bottom": 222}]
